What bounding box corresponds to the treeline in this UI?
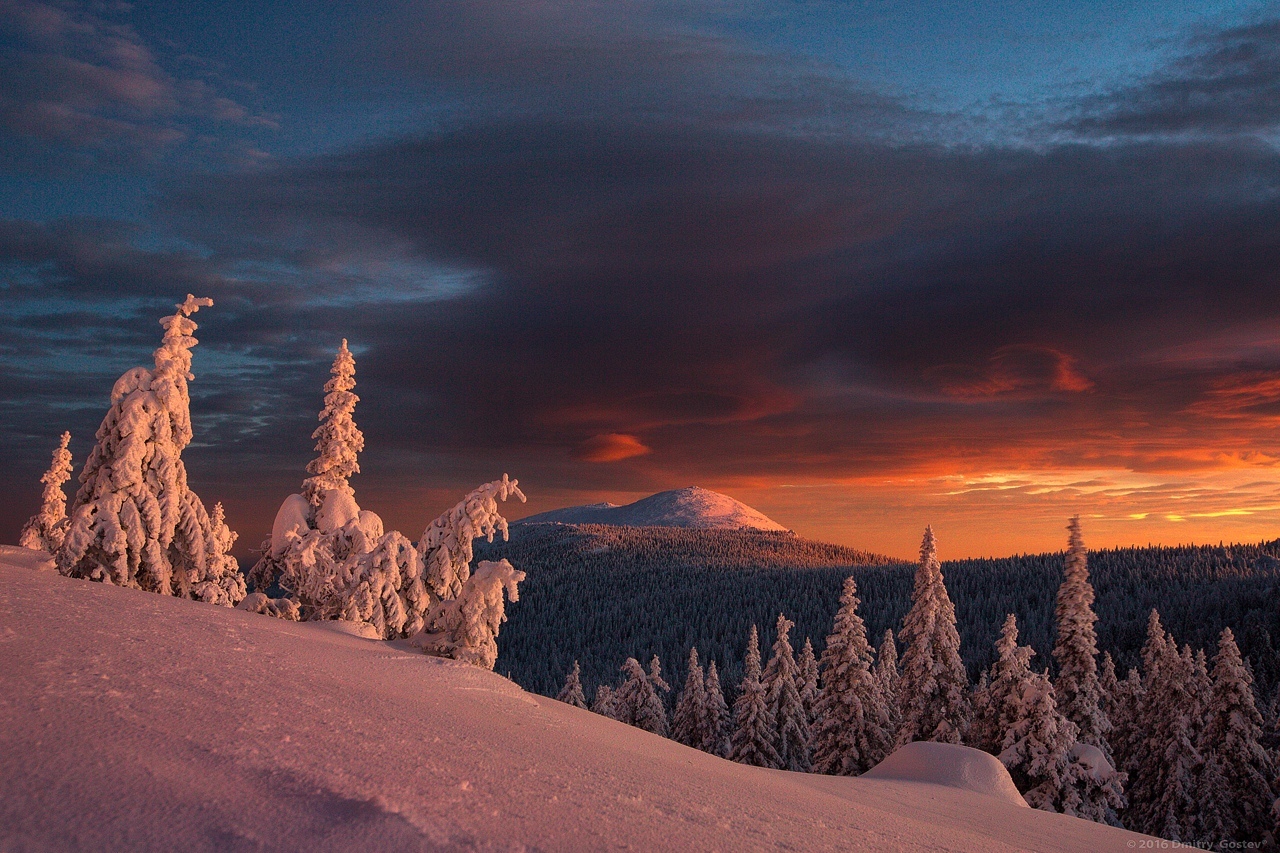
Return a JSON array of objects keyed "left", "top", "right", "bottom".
[{"left": 483, "top": 524, "right": 1280, "bottom": 703}]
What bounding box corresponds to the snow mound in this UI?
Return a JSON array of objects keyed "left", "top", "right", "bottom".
[
  {"left": 863, "top": 742, "right": 1029, "bottom": 807},
  {"left": 0, "top": 545, "right": 55, "bottom": 573},
  {"left": 518, "top": 486, "right": 789, "bottom": 531},
  {"left": 269, "top": 494, "right": 310, "bottom": 557}
]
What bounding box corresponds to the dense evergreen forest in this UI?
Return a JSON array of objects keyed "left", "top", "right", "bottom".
[{"left": 482, "top": 524, "right": 1280, "bottom": 702}]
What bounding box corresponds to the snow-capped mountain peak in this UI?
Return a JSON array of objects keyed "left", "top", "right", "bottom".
[{"left": 517, "top": 486, "right": 789, "bottom": 532}]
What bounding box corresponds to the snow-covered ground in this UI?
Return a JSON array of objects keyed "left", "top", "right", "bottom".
[
  {"left": 518, "top": 486, "right": 790, "bottom": 532},
  {"left": 0, "top": 555, "right": 1148, "bottom": 851}
]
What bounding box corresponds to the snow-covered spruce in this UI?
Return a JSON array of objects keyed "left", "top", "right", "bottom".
[
  {"left": 811, "top": 577, "right": 891, "bottom": 776},
  {"left": 729, "top": 625, "right": 781, "bottom": 768},
  {"left": 797, "top": 637, "right": 820, "bottom": 727},
  {"left": 57, "top": 295, "right": 245, "bottom": 606},
  {"left": 410, "top": 558, "right": 526, "bottom": 670},
  {"left": 702, "top": 660, "right": 731, "bottom": 757},
  {"left": 1052, "top": 517, "right": 1111, "bottom": 758},
  {"left": 19, "top": 431, "right": 73, "bottom": 553},
  {"left": 1198, "top": 628, "right": 1274, "bottom": 845},
  {"left": 1124, "top": 611, "right": 1202, "bottom": 841},
  {"left": 876, "top": 628, "right": 901, "bottom": 736},
  {"left": 557, "top": 660, "right": 589, "bottom": 709},
  {"left": 763, "top": 614, "right": 811, "bottom": 772},
  {"left": 672, "top": 648, "right": 708, "bottom": 748},
  {"left": 614, "top": 657, "right": 669, "bottom": 736},
  {"left": 301, "top": 339, "right": 364, "bottom": 510},
  {"left": 591, "top": 684, "right": 618, "bottom": 719},
  {"left": 896, "top": 526, "right": 970, "bottom": 746}
]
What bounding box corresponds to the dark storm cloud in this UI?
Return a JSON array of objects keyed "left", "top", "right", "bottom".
[{"left": 1065, "top": 17, "right": 1280, "bottom": 138}]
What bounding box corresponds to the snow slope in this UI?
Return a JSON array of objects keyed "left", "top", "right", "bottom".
[
  {"left": 0, "top": 559, "right": 1149, "bottom": 851},
  {"left": 517, "top": 486, "right": 790, "bottom": 532}
]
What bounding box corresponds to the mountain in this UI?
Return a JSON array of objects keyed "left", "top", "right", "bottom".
[
  {"left": 0, "top": 556, "right": 1146, "bottom": 851},
  {"left": 516, "top": 486, "right": 790, "bottom": 531}
]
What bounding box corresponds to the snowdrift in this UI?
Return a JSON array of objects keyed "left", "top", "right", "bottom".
[
  {"left": 0, "top": 558, "right": 1150, "bottom": 851},
  {"left": 863, "top": 741, "right": 1029, "bottom": 807}
]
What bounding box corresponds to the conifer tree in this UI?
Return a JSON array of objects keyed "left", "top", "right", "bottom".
[
  {"left": 615, "top": 657, "right": 668, "bottom": 736},
  {"left": 672, "top": 648, "right": 708, "bottom": 748},
  {"left": 20, "top": 431, "right": 74, "bottom": 553},
  {"left": 301, "top": 339, "right": 364, "bottom": 509},
  {"left": 730, "top": 625, "right": 781, "bottom": 768},
  {"left": 876, "top": 628, "right": 901, "bottom": 737},
  {"left": 763, "top": 613, "right": 811, "bottom": 772},
  {"left": 1098, "top": 651, "right": 1119, "bottom": 723},
  {"left": 896, "top": 526, "right": 970, "bottom": 745},
  {"left": 58, "top": 295, "right": 243, "bottom": 605},
  {"left": 702, "top": 660, "right": 731, "bottom": 757},
  {"left": 591, "top": 684, "right": 617, "bottom": 719},
  {"left": 557, "top": 660, "right": 588, "bottom": 709},
  {"left": 1125, "top": 611, "right": 1202, "bottom": 841},
  {"left": 648, "top": 654, "right": 671, "bottom": 699},
  {"left": 797, "top": 638, "right": 820, "bottom": 726},
  {"left": 811, "top": 577, "right": 891, "bottom": 775},
  {"left": 1053, "top": 517, "right": 1111, "bottom": 757},
  {"left": 1199, "top": 628, "right": 1274, "bottom": 845},
  {"left": 972, "top": 615, "right": 1035, "bottom": 755}
]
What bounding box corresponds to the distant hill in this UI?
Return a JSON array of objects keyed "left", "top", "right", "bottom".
[
  {"left": 481, "top": 527, "right": 1280, "bottom": 705},
  {"left": 516, "top": 486, "right": 791, "bottom": 532}
]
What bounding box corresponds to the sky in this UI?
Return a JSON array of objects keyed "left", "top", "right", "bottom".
[{"left": 2, "top": 0, "right": 1280, "bottom": 560}]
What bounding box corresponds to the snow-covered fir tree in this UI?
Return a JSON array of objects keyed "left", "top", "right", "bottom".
[
  {"left": 19, "top": 431, "right": 73, "bottom": 553},
  {"left": 558, "top": 661, "right": 588, "bottom": 709},
  {"left": 763, "top": 614, "right": 811, "bottom": 772},
  {"left": 971, "top": 615, "right": 1035, "bottom": 755},
  {"left": 648, "top": 654, "right": 671, "bottom": 698},
  {"left": 1198, "top": 628, "right": 1275, "bottom": 845},
  {"left": 875, "top": 628, "right": 900, "bottom": 736},
  {"left": 1098, "top": 651, "right": 1119, "bottom": 724},
  {"left": 1125, "top": 610, "right": 1202, "bottom": 842},
  {"left": 811, "top": 576, "right": 891, "bottom": 775},
  {"left": 1052, "top": 517, "right": 1111, "bottom": 757},
  {"left": 730, "top": 625, "right": 781, "bottom": 768},
  {"left": 591, "top": 684, "right": 617, "bottom": 719},
  {"left": 672, "top": 648, "right": 707, "bottom": 748},
  {"left": 896, "top": 526, "right": 970, "bottom": 746},
  {"left": 702, "top": 660, "right": 731, "bottom": 757},
  {"left": 797, "top": 637, "right": 820, "bottom": 727},
  {"left": 411, "top": 558, "right": 525, "bottom": 670},
  {"left": 615, "top": 657, "right": 668, "bottom": 736},
  {"left": 301, "top": 339, "right": 364, "bottom": 510},
  {"left": 58, "top": 295, "right": 244, "bottom": 606}
]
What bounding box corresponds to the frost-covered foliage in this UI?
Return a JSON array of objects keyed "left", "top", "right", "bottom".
[
  {"left": 557, "top": 660, "right": 588, "bottom": 709},
  {"left": 1198, "top": 628, "right": 1275, "bottom": 844},
  {"left": 797, "top": 638, "right": 819, "bottom": 726},
  {"left": 672, "top": 648, "right": 707, "bottom": 748},
  {"left": 300, "top": 339, "right": 364, "bottom": 509},
  {"left": 419, "top": 475, "right": 526, "bottom": 601},
  {"left": 57, "top": 296, "right": 243, "bottom": 606},
  {"left": 1053, "top": 517, "right": 1111, "bottom": 757},
  {"left": 702, "top": 660, "right": 731, "bottom": 757},
  {"left": 763, "top": 614, "right": 810, "bottom": 772},
  {"left": 730, "top": 625, "right": 780, "bottom": 768},
  {"left": 236, "top": 592, "right": 302, "bottom": 621},
  {"left": 411, "top": 559, "right": 526, "bottom": 670},
  {"left": 614, "top": 657, "right": 668, "bottom": 736},
  {"left": 876, "top": 628, "right": 901, "bottom": 736},
  {"left": 591, "top": 684, "right": 617, "bottom": 719},
  {"left": 811, "top": 577, "right": 890, "bottom": 776},
  {"left": 19, "top": 432, "right": 73, "bottom": 553},
  {"left": 896, "top": 526, "right": 970, "bottom": 746},
  {"left": 1124, "top": 611, "right": 1203, "bottom": 841}
]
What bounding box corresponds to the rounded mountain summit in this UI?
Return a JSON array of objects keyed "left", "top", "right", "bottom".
[{"left": 517, "top": 486, "right": 790, "bottom": 532}]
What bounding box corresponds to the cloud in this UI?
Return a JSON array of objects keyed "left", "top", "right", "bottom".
[
  {"left": 572, "top": 433, "right": 651, "bottom": 463},
  {"left": 1064, "top": 17, "right": 1280, "bottom": 139},
  {"left": 0, "top": 0, "right": 272, "bottom": 167}
]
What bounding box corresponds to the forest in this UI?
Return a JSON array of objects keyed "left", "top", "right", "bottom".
[{"left": 485, "top": 523, "right": 1280, "bottom": 703}]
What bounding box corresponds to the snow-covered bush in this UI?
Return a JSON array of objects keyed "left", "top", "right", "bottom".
[
  {"left": 19, "top": 431, "right": 73, "bottom": 553},
  {"left": 57, "top": 296, "right": 244, "bottom": 606},
  {"left": 557, "top": 661, "right": 588, "bottom": 708},
  {"left": 236, "top": 592, "right": 302, "bottom": 621}
]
